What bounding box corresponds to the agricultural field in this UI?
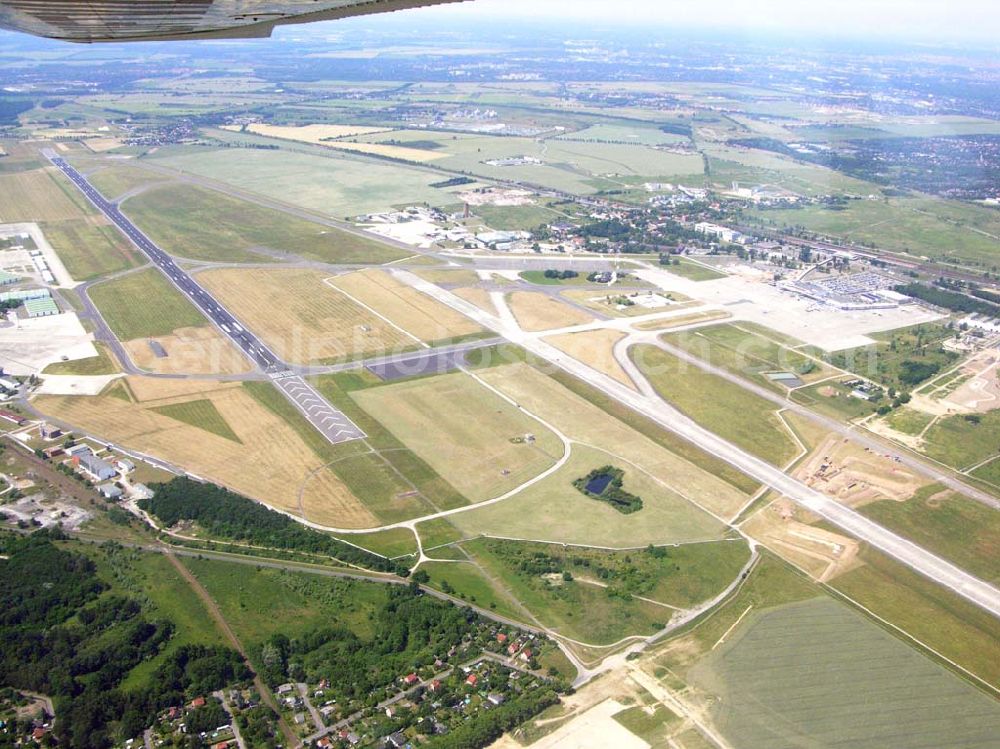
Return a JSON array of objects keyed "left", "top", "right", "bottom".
[
  {"left": 329, "top": 269, "right": 487, "bottom": 344},
  {"left": 88, "top": 268, "right": 208, "bottom": 340},
  {"left": 148, "top": 146, "right": 475, "bottom": 217},
  {"left": 689, "top": 597, "right": 1000, "bottom": 749},
  {"left": 631, "top": 345, "right": 800, "bottom": 466},
  {"left": 351, "top": 371, "right": 564, "bottom": 503},
  {"left": 663, "top": 323, "right": 833, "bottom": 390},
  {"left": 475, "top": 362, "right": 750, "bottom": 519},
  {"left": 198, "top": 268, "right": 415, "bottom": 365},
  {"left": 124, "top": 182, "right": 406, "bottom": 264},
  {"left": 507, "top": 291, "right": 594, "bottom": 332},
  {"left": 34, "top": 376, "right": 378, "bottom": 529}
]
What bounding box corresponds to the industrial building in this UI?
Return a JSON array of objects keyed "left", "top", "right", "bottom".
[
  {"left": 76, "top": 453, "right": 117, "bottom": 481},
  {"left": 0, "top": 271, "right": 19, "bottom": 286},
  {"left": 0, "top": 287, "right": 50, "bottom": 303},
  {"left": 24, "top": 297, "right": 59, "bottom": 317}
]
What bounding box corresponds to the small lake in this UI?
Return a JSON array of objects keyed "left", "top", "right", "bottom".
[{"left": 585, "top": 474, "right": 614, "bottom": 495}]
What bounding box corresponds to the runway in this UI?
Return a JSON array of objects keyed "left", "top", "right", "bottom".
[{"left": 45, "top": 151, "right": 365, "bottom": 445}]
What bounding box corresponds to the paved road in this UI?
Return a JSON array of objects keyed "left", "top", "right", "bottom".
[
  {"left": 394, "top": 270, "right": 1000, "bottom": 620},
  {"left": 45, "top": 151, "right": 365, "bottom": 445}
]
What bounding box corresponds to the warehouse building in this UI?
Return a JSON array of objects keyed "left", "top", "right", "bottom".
[
  {"left": 0, "top": 271, "right": 20, "bottom": 286},
  {"left": 24, "top": 297, "right": 59, "bottom": 317},
  {"left": 0, "top": 287, "right": 50, "bottom": 302},
  {"left": 76, "top": 453, "right": 117, "bottom": 481}
]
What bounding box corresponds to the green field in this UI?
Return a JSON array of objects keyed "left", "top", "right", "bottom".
[
  {"left": 87, "top": 163, "right": 170, "bottom": 200},
  {"left": 823, "top": 323, "right": 958, "bottom": 391},
  {"left": 859, "top": 489, "right": 1000, "bottom": 584},
  {"left": 89, "top": 268, "right": 208, "bottom": 339},
  {"left": 152, "top": 398, "right": 242, "bottom": 443},
  {"left": 557, "top": 124, "right": 689, "bottom": 147},
  {"left": 41, "top": 219, "right": 140, "bottom": 281},
  {"left": 689, "top": 597, "right": 1000, "bottom": 749},
  {"left": 658, "top": 258, "right": 727, "bottom": 281},
  {"left": 631, "top": 345, "right": 799, "bottom": 466},
  {"left": 882, "top": 406, "right": 935, "bottom": 436},
  {"left": 922, "top": 409, "right": 1000, "bottom": 471},
  {"left": 471, "top": 202, "right": 566, "bottom": 232},
  {"left": 336, "top": 528, "right": 418, "bottom": 559},
  {"left": 421, "top": 560, "right": 522, "bottom": 621},
  {"left": 748, "top": 197, "right": 1000, "bottom": 269},
  {"left": 613, "top": 705, "right": 680, "bottom": 745},
  {"left": 790, "top": 378, "right": 878, "bottom": 421},
  {"left": 42, "top": 342, "right": 119, "bottom": 375},
  {"left": 350, "top": 371, "right": 564, "bottom": 503},
  {"left": 181, "top": 557, "right": 388, "bottom": 648},
  {"left": 124, "top": 183, "right": 407, "bottom": 264},
  {"left": 148, "top": 146, "right": 474, "bottom": 217},
  {"left": 462, "top": 538, "right": 674, "bottom": 645},
  {"left": 452, "top": 444, "right": 726, "bottom": 547},
  {"left": 663, "top": 323, "right": 829, "bottom": 390}
]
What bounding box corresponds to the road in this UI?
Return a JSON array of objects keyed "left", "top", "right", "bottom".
[
  {"left": 44, "top": 151, "right": 365, "bottom": 446},
  {"left": 393, "top": 270, "right": 1000, "bottom": 621}
]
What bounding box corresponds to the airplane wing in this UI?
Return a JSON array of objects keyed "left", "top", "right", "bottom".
[{"left": 0, "top": 0, "right": 468, "bottom": 43}]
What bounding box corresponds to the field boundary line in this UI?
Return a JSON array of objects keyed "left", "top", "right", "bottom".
[{"left": 322, "top": 275, "right": 427, "bottom": 348}]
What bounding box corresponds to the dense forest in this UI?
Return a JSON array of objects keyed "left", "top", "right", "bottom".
[
  {"left": 141, "top": 478, "right": 409, "bottom": 575},
  {"left": 0, "top": 531, "right": 251, "bottom": 748}
]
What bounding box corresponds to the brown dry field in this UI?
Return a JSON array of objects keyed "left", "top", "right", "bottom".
[
  {"left": 123, "top": 326, "right": 251, "bottom": 376},
  {"left": 330, "top": 269, "right": 486, "bottom": 343},
  {"left": 632, "top": 310, "right": 732, "bottom": 331},
  {"left": 198, "top": 268, "right": 414, "bottom": 364},
  {"left": 452, "top": 286, "right": 497, "bottom": 315},
  {"left": 544, "top": 329, "right": 635, "bottom": 390},
  {"left": 35, "top": 377, "right": 377, "bottom": 528},
  {"left": 478, "top": 363, "right": 748, "bottom": 519},
  {"left": 507, "top": 291, "right": 594, "bottom": 332},
  {"left": 0, "top": 168, "right": 90, "bottom": 222},
  {"left": 84, "top": 138, "right": 124, "bottom": 153},
  {"left": 794, "top": 434, "right": 928, "bottom": 506},
  {"left": 413, "top": 268, "right": 481, "bottom": 286},
  {"left": 742, "top": 498, "right": 861, "bottom": 582}
]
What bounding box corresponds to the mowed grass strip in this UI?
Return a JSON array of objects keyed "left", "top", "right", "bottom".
[
  {"left": 351, "top": 371, "right": 564, "bottom": 503},
  {"left": 152, "top": 398, "right": 242, "bottom": 444},
  {"left": 124, "top": 183, "right": 406, "bottom": 264},
  {"left": 689, "top": 597, "right": 1000, "bottom": 749},
  {"left": 198, "top": 268, "right": 414, "bottom": 365},
  {"left": 631, "top": 345, "right": 799, "bottom": 466},
  {"left": 89, "top": 268, "right": 207, "bottom": 340},
  {"left": 663, "top": 323, "right": 831, "bottom": 388},
  {"left": 41, "top": 219, "right": 140, "bottom": 281}
]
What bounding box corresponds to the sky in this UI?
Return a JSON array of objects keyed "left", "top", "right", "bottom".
[{"left": 408, "top": 0, "right": 1000, "bottom": 43}]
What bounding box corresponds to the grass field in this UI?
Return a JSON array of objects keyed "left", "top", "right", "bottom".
[
  {"left": 149, "top": 146, "right": 473, "bottom": 217},
  {"left": 922, "top": 409, "right": 1000, "bottom": 470},
  {"left": 827, "top": 546, "right": 1000, "bottom": 688},
  {"left": 558, "top": 124, "right": 689, "bottom": 147},
  {"left": 123, "top": 326, "right": 251, "bottom": 376},
  {"left": 37, "top": 377, "right": 376, "bottom": 528},
  {"left": 631, "top": 345, "right": 800, "bottom": 466},
  {"left": 330, "top": 269, "right": 486, "bottom": 344},
  {"left": 477, "top": 362, "right": 751, "bottom": 518},
  {"left": 544, "top": 329, "right": 635, "bottom": 389},
  {"left": 689, "top": 596, "right": 1000, "bottom": 749},
  {"left": 452, "top": 444, "right": 726, "bottom": 547},
  {"left": 124, "top": 183, "right": 406, "bottom": 264},
  {"left": 87, "top": 163, "right": 169, "bottom": 200},
  {"left": 351, "top": 371, "right": 564, "bottom": 503},
  {"left": 89, "top": 268, "right": 208, "bottom": 340},
  {"left": 421, "top": 561, "right": 523, "bottom": 621},
  {"left": 858, "top": 489, "right": 1000, "bottom": 583},
  {"left": 152, "top": 398, "right": 242, "bottom": 443},
  {"left": 42, "top": 342, "right": 119, "bottom": 375},
  {"left": 182, "top": 557, "right": 388, "bottom": 650},
  {"left": 507, "top": 291, "right": 594, "bottom": 332},
  {"left": 198, "top": 268, "right": 415, "bottom": 365},
  {"left": 40, "top": 218, "right": 140, "bottom": 281},
  {"left": 748, "top": 197, "right": 1000, "bottom": 269},
  {"left": 335, "top": 528, "right": 418, "bottom": 559},
  {"left": 823, "top": 323, "right": 957, "bottom": 391},
  {"left": 790, "top": 378, "right": 878, "bottom": 421},
  {"left": 663, "top": 323, "right": 832, "bottom": 390},
  {"left": 463, "top": 538, "right": 675, "bottom": 645},
  {"left": 658, "top": 258, "right": 726, "bottom": 281},
  {"left": 0, "top": 168, "right": 94, "bottom": 222}
]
